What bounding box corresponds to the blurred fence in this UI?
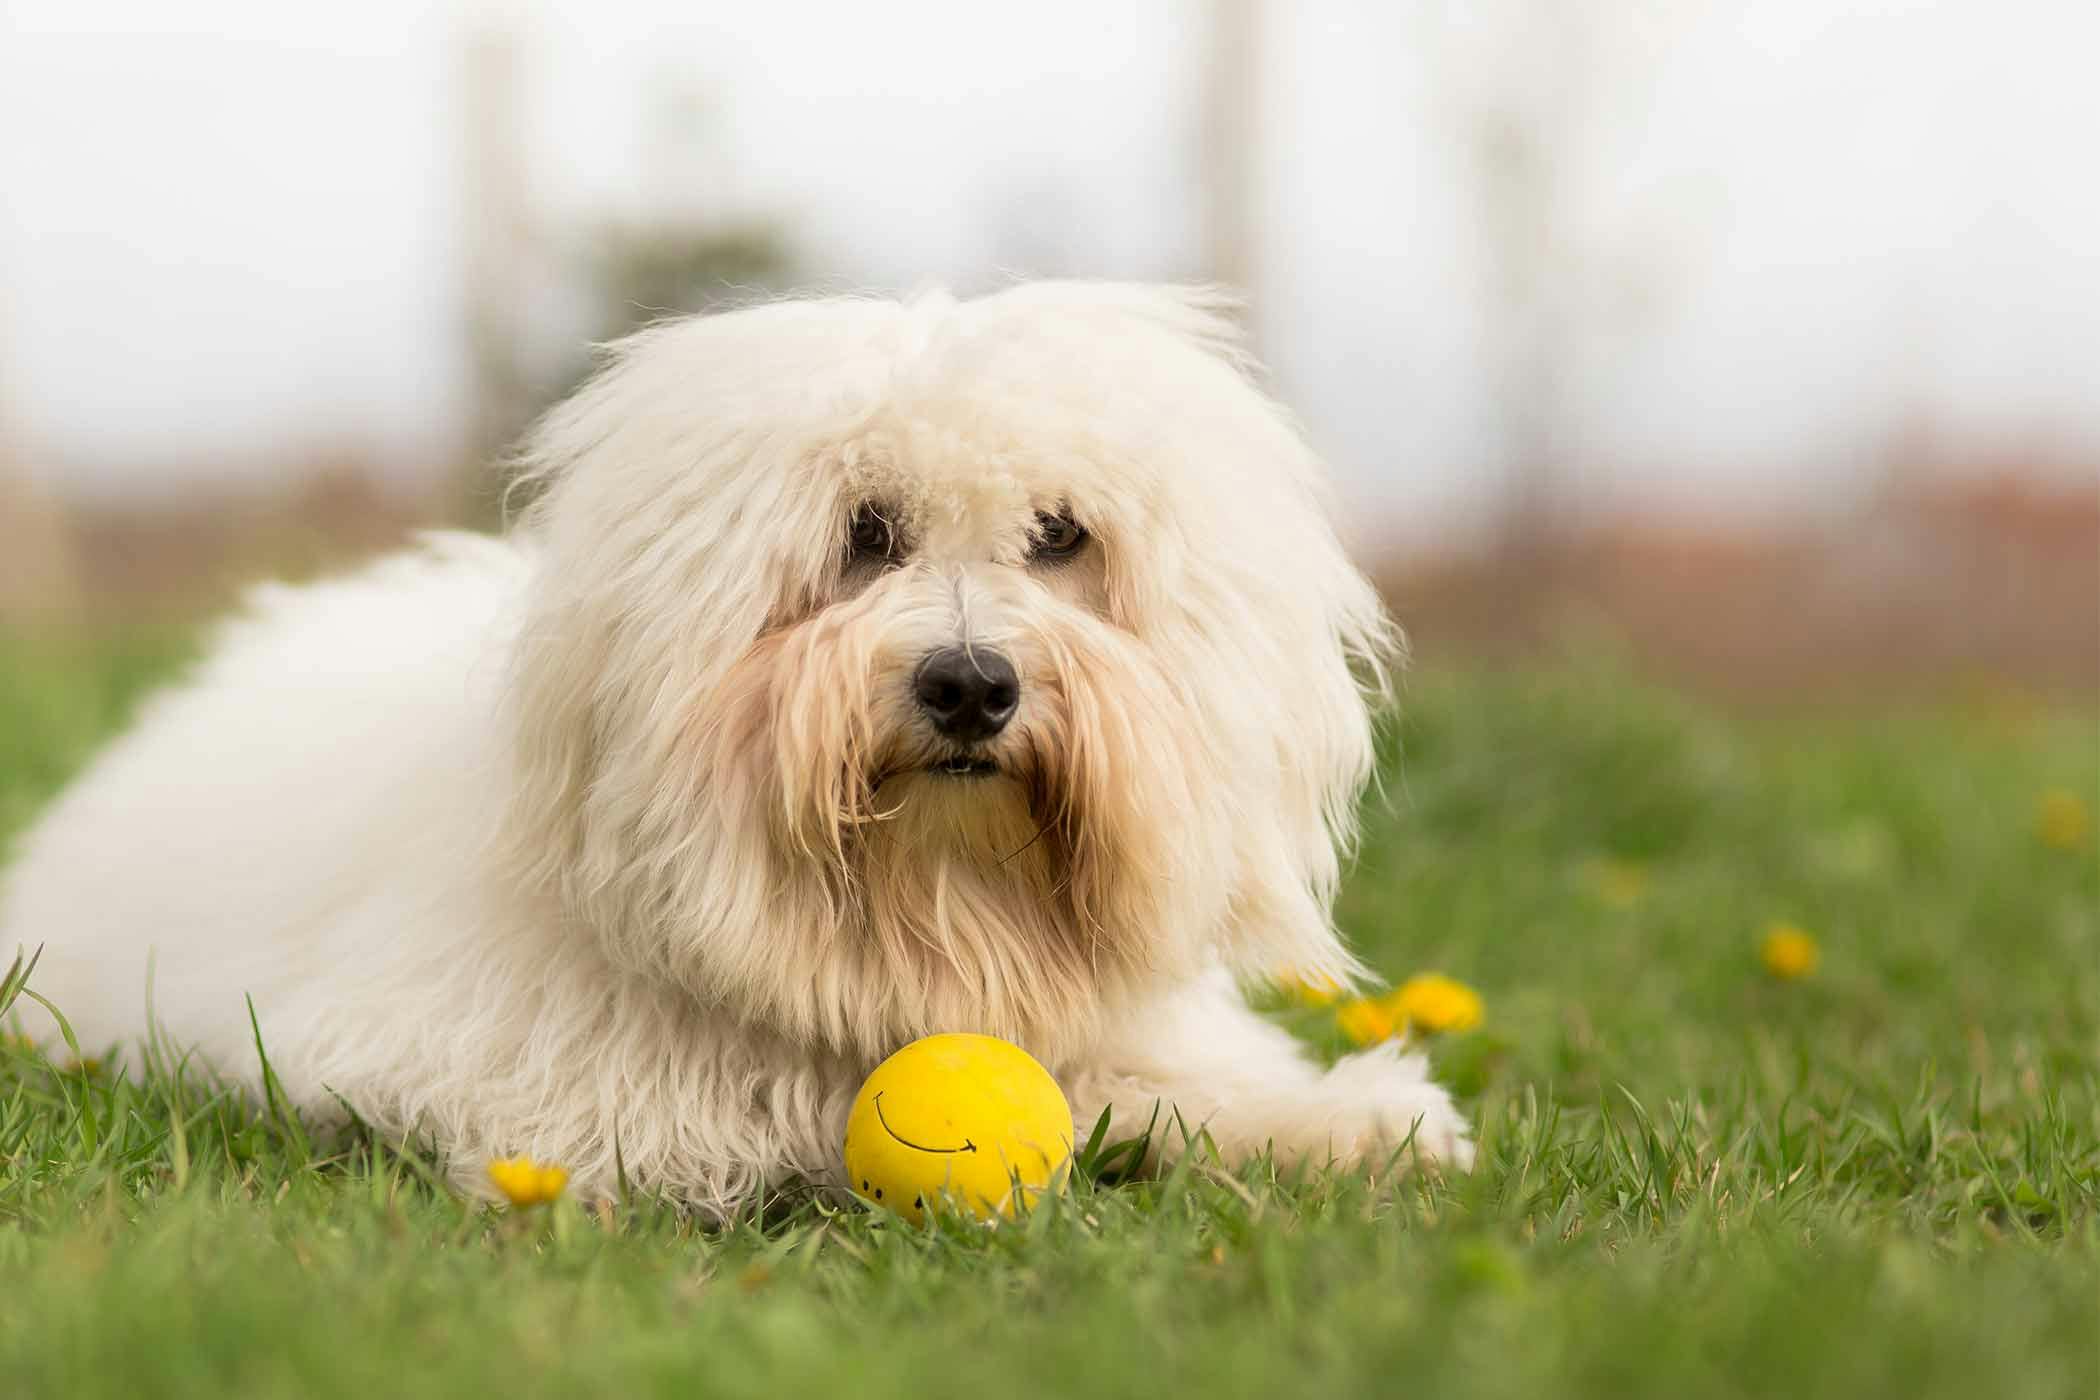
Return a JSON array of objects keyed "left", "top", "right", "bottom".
[
  {"left": 3, "top": 4, "right": 2096, "bottom": 702},
  {"left": 4, "top": 448, "right": 2093, "bottom": 700},
  {"left": 1383, "top": 472, "right": 2099, "bottom": 695}
]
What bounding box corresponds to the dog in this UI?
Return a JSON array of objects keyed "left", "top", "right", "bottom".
[{"left": 1, "top": 283, "right": 1471, "bottom": 1213}]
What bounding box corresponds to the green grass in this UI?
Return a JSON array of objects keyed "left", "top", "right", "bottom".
[{"left": 2, "top": 630, "right": 2095, "bottom": 1399}]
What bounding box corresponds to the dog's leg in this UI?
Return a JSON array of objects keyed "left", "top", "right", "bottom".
[{"left": 1062, "top": 970, "right": 1473, "bottom": 1174}]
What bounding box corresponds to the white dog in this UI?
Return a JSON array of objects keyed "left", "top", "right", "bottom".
[{"left": 2, "top": 283, "right": 1470, "bottom": 1213}]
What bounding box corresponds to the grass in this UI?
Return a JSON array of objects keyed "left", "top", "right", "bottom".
[{"left": 1, "top": 628, "right": 2095, "bottom": 1399}]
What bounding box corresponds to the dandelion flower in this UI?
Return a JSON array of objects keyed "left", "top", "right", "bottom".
[
  {"left": 1335, "top": 996, "right": 1400, "bottom": 1046},
  {"left": 1276, "top": 970, "right": 1345, "bottom": 1007},
  {"left": 488, "top": 1155, "right": 568, "bottom": 1207},
  {"left": 1335, "top": 974, "right": 1485, "bottom": 1045},
  {"left": 1386, "top": 973, "right": 1485, "bottom": 1035},
  {"left": 1760, "top": 923, "right": 1820, "bottom": 980},
  {"left": 2036, "top": 789, "right": 2090, "bottom": 851}
]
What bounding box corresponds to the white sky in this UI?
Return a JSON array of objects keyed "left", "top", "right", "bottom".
[{"left": 2, "top": 0, "right": 2095, "bottom": 540}]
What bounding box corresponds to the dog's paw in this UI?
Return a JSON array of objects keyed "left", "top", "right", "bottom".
[{"left": 1307, "top": 1043, "right": 1475, "bottom": 1172}]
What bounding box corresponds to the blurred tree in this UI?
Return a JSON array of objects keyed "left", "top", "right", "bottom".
[
  {"left": 455, "top": 29, "right": 791, "bottom": 524},
  {"left": 580, "top": 76, "right": 791, "bottom": 343},
  {"left": 1426, "top": 0, "right": 1719, "bottom": 565},
  {"left": 580, "top": 219, "right": 790, "bottom": 346},
  {"left": 477, "top": 212, "right": 790, "bottom": 527}
]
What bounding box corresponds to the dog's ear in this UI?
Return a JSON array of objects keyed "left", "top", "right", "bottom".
[
  {"left": 1213, "top": 526, "right": 1400, "bottom": 998},
  {"left": 996, "top": 284, "right": 1404, "bottom": 993},
  {"left": 495, "top": 313, "right": 834, "bottom": 936}
]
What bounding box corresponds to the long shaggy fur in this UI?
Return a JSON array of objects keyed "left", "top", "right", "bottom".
[{"left": 1, "top": 283, "right": 1471, "bottom": 1214}]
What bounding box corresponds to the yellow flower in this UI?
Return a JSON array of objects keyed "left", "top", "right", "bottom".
[
  {"left": 1276, "top": 970, "right": 1345, "bottom": 1007},
  {"left": 487, "top": 1155, "right": 568, "bottom": 1208},
  {"left": 1386, "top": 973, "right": 1485, "bottom": 1035},
  {"left": 1760, "top": 922, "right": 1820, "bottom": 980},
  {"left": 2036, "top": 789, "right": 2090, "bottom": 851},
  {"left": 1584, "top": 858, "right": 1650, "bottom": 908},
  {"left": 1335, "top": 973, "right": 1485, "bottom": 1045},
  {"left": 1335, "top": 996, "right": 1401, "bottom": 1046}
]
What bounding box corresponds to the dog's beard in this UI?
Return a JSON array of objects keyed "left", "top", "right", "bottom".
[
  {"left": 663, "top": 583, "right": 1213, "bottom": 1059},
  {"left": 853, "top": 758, "right": 1097, "bottom": 1012},
  {"left": 800, "top": 681, "right": 1149, "bottom": 1051}
]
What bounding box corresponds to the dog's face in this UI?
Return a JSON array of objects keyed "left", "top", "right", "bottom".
[{"left": 507, "top": 285, "right": 1394, "bottom": 1061}]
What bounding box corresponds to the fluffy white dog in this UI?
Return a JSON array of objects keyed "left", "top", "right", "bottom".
[{"left": 2, "top": 283, "right": 1470, "bottom": 1213}]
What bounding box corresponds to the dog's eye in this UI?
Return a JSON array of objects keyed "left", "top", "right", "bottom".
[
  {"left": 1030, "top": 511, "right": 1088, "bottom": 562},
  {"left": 847, "top": 505, "right": 898, "bottom": 561}
]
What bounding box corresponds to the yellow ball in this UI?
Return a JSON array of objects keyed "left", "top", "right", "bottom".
[{"left": 843, "top": 1033, "right": 1074, "bottom": 1225}]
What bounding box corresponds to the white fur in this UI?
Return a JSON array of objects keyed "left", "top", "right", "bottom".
[{"left": 1, "top": 284, "right": 1471, "bottom": 1214}]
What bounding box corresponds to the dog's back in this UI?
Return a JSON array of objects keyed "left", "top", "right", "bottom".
[{"left": 1, "top": 532, "right": 529, "bottom": 1080}]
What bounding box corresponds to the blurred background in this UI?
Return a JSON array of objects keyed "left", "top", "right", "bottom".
[{"left": 2, "top": 0, "right": 2094, "bottom": 696}]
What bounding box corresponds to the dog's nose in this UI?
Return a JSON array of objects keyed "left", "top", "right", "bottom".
[{"left": 913, "top": 647, "right": 1019, "bottom": 742}]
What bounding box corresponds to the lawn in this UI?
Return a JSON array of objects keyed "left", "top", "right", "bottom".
[{"left": 1, "top": 629, "right": 2095, "bottom": 1399}]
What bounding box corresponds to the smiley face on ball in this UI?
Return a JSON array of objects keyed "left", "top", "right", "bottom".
[{"left": 843, "top": 1033, "right": 1075, "bottom": 1225}]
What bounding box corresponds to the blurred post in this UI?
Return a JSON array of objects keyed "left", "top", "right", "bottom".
[
  {"left": 458, "top": 18, "right": 536, "bottom": 513},
  {"left": 1470, "top": 91, "right": 1564, "bottom": 567},
  {"left": 1204, "top": 0, "right": 1261, "bottom": 327},
  {"left": 0, "top": 447, "right": 77, "bottom": 626},
  {"left": 1436, "top": 0, "right": 1684, "bottom": 572},
  {"left": 0, "top": 265, "right": 75, "bottom": 622}
]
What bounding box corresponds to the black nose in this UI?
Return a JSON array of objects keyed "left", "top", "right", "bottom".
[{"left": 913, "top": 647, "right": 1019, "bottom": 742}]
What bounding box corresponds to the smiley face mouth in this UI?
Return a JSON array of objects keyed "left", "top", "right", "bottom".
[{"left": 873, "top": 1091, "right": 978, "bottom": 1155}]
